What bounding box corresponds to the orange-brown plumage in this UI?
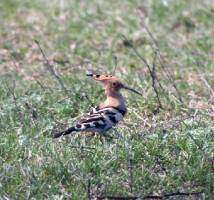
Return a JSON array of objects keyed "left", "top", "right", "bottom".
[{"left": 53, "top": 73, "right": 142, "bottom": 138}]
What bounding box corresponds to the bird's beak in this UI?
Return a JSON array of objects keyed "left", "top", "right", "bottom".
[{"left": 123, "top": 85, "right": 142, "bottom": 96}]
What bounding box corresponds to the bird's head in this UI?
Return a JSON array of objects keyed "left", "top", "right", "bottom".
[{"left": 87, "top": 72, "right": 142, "bottom": 96}]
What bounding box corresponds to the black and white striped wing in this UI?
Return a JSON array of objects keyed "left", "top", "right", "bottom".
[{"left": 73, "top": 106, "right": 126, "bottom": 134}]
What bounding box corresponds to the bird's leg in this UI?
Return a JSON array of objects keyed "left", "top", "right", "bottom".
[
  {"left": 98, "top": 131, "right": 115, "bottom": 144},
  {"left": 97, "top": 133, "right": 113, "bottom": 144},
  {"left": 84, "top": 132, "right": 96, "bottom": 137},
  {"left": 113, "top": 128, "right": 124, "bottom": 140},
  {"left": 98, "top": 134, "right": 105, "bottom": 144},
  {"left": 102, "top": 133, "right": 114, "bottom": 141}
]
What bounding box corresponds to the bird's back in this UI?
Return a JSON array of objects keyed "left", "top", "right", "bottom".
[{"left": 74, "top": 105, "right": 127, "bottom": 134}]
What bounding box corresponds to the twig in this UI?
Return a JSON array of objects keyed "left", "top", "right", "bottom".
[
  {"left": 97, "top": 196, "right": 137, "bottom": 200},
  {"left": 113, "top": 55, "right": 118, "bottom": 75},
  {"left": 187, "top": 132, "right": 207, "bottom": 156},
  {"left": 197, "top": 69, "right": 214, "bottom": 97},
  {"left": 138, "top": 18, "right": 183, "bottom": 104},
  {"left": 144, "top": 191, "right": 203, "bottom": 199},
  {"left": 6, "top": 80, "right": 23, "bottom": 122},
  {"left": 121, "top": 35, "right": 163, "bottom": 110},
  {"left": 33, "top": 78, "right": 47, "bottom": 91},
  {"left": 209, "top": 156, "right": 214, "bottom": 173},
  {"left": 97, "top": 191, "right": 203, "bottom": 199},
  {"left": 34, "top": 40, "right": 68, "bottom": 93},
  {"left": 69, "top": 145, "right": 96, "bottom": 151},
  {"left": 127, "top": 146, "right": 133, "bottom": 193},
  {"left": 122, "top": 35, "right": 151, "bottom": 70},
  {"left": 87, "top": 178, "right": 92, "bottom": 200},
  {"left": 82, "top": 93, "right": 95, "bottom": 108},
  {"left": 24, "top": 102, "right": 38, "bottom": 120},
  {"left": 10, "top": 80, "right": 18, "bottom": 110},
  {"left": 151, "top": 51, "right": 162, "bottom": 110},
  {"left": 10, "top": 53, "right": 20, "bottom": 73}
]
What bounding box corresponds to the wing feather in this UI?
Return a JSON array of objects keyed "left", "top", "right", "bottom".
[{"left": 74, "top": 106, "right": 126, "bottom": 133}]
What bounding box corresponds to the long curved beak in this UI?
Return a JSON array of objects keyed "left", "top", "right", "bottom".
[{"left": 123, "top": 85, "right": 142, "bottom": 96}]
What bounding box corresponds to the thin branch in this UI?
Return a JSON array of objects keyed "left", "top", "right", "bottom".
[
  {"left": 113, "top": 55, "right": 118, "bottom": 75},
  {"left": 121, "top": 35, "right": 163, "bottom": 110},
  {"left": 34, "top": 40, "right": 68, "bottom": 93},
  {"left": 6, "top": 80, "right": 23, "bottom": 122},
  {"left": 122, "top": 35, "right": 151, "bottom": 71},
  {"left": 69, "top": 145, "right": 96, "bottom": 151},
  {"left": 197, "top": 68, "right": 214, "bottom": 97},
  {"left": 97, "top": 196, "right": 137, "bottom": 200},
  {"left": 10, "top": 80, "right": 18, "bottom": 110},
  {"left": 10, "top": 53, "right": 20, "bottom": 73},
  {"left": 139, "top": 19, "right": 183, "bottom": 104},
  {"left": 97, "top": 191, "right": 203, "bottom": 200},
  {"left": 33, "top": 78, "right": 47, "bottom": 91},
  {"left": 87, "top": 178, "right": 92, "bottom": 200},
  {"left": 82, "top": 93, "right": 95, "bottom": 108},
  {"left": 24, "top": 102, "right": 38, "bottom": 120},
  {"left": 151, "top": 51, "right": 162, "bottom": 110},
  {"left": 148, "top": 191, "right": 203, "bottom": 199},
  {"left": 127, "top": 147, "right": 133, "bottom": 193}
]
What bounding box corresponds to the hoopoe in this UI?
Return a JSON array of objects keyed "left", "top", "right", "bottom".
[{"left": 53, "top": 72, "right": 142, "bottom": 138}]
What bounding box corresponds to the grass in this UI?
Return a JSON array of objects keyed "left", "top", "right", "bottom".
[{"left": 0, "top": 0, "right": 214, "bottom": 199}]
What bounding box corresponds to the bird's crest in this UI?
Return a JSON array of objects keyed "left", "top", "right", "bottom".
[
  {"left": 86, "top": 71, "right": 118, "bottom": 82},
  {"left": 86, "top": 70, "right": 142, "bottom": 96}
]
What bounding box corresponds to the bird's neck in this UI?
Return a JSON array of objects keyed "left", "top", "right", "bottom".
[{"left": 100, "top": 92, "right": 126, "bottom": 110}]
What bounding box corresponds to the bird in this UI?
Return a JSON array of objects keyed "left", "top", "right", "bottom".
[{"left": 53, "top": 72, "right": 142, "bottom": 138}]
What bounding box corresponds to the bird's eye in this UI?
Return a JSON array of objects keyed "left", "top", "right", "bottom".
[{"left": 112, "top": 82, "right": 117, "bottom": 86}]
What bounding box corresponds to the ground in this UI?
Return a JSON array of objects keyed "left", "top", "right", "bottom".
[{"left": 0, "top": 0, "right": 214, "bottom": 199}]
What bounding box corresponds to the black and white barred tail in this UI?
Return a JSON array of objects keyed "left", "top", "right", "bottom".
[{"left": 53, "top": 127, "right": 76, "bottom": 138}]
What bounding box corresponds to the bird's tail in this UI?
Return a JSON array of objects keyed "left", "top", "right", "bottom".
[{"left": 53, "top": 127, "right": 76, "bottom": 138}]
